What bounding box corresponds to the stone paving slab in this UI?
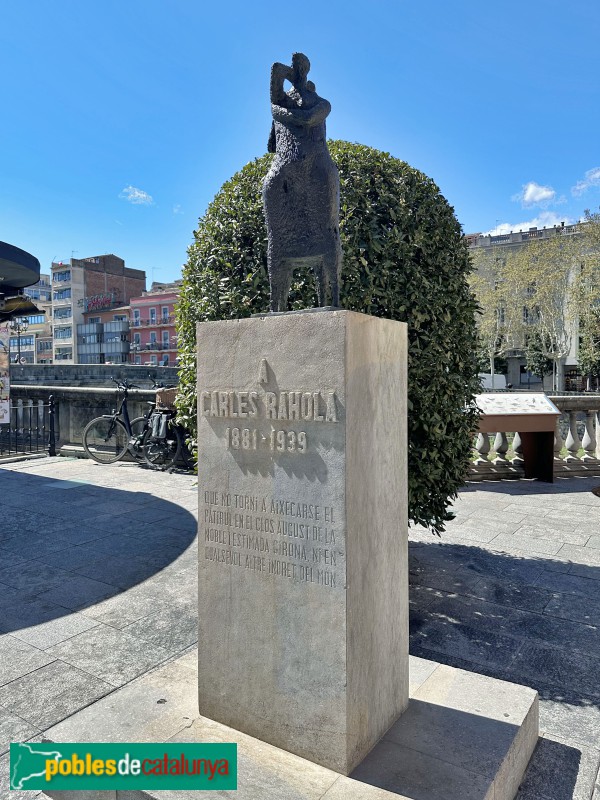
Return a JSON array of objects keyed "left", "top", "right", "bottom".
[{"left": 0, "top": 660, "right": 114, "bottom": 730}]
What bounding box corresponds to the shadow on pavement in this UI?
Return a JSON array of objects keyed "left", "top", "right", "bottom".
[
  {"left": 409, "top": 537, "right": 600, "bottom": 799},
  {"left": 0, "top": 467, "right": 196, "bottom": 636}
]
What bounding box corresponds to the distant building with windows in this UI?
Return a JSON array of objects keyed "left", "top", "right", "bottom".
[
  {"left": 6, "top": 273, "right": 53, "bottom": 363},
  {"left": 8, "top": 310, "right": 53, "bottom": 364},
  {"left": 79, "top": 305, "right": 131, "bottom": 365},
  {"left": 467, "top": 222, "right": 583, "bottom": 389},
  {"left": 51, "top": 254, "right": 145, "bottom": 363},
  {"left": 26, "top": 273, "right": 52, "bottom": 303},
  {"left": 78, "top": 279, "right": 180, "bottom": 366},
  {"left": 129, "top": 282, "right": 181, "bottom": 367}
]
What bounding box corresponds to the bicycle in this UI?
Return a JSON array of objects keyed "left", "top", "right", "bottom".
[
  {"left": 140, "top": 386, "right": 194, "bottom": 472},
  {"left": 141, "top": 404, "right": 184, "bottom": 471},
  {"left": 82, "top": 378, "right": 157, "bottom": 464}
]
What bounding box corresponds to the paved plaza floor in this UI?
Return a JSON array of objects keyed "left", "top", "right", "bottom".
[{"left": 0, "top": 457, "right": 599, "bottom": 799}]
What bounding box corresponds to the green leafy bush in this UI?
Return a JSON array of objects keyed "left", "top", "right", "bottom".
[{"left": 177, "top": 140, "right": 480, "bottom": 533}]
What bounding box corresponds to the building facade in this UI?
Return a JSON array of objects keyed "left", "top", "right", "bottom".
[
  {"left": 7, "top": 274, "right": 53, "bottom": 364},
  {"left": 129, "top": 284, "right": 180, "bottom": 367},
  {"left": 79, "top": 305, "right": 131, "bottom": 365},
  {"left": 51, "top": 255, "right": 145, "bottom": 364},
  {"left": 467, "top": 223, "right": 584, "bottom": 390}
]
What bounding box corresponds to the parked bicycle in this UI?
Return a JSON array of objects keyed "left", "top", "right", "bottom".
[
  {"left": 82, "top": 377, "right": 190, "bottom": 471},
  {"left": 141, "top": 394, "right": 184, "bottom": 471},
  {"left": 82, "top": 377, "right": 157, "bottom": 464}
]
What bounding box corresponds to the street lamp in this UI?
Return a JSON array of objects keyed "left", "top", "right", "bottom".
[{"left": 9, "top": 316, "right": 29, "bottom": 364}]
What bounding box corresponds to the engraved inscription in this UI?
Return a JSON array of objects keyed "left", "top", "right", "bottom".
[
  {"left": 200, "top": 390, "right": 337, "bottom": 422},
  {"left": 201, "top": 491, "right": 342, "bottom": 589},
  {"left": 224, "top": 427, "right": 307, "bottom": 452}
]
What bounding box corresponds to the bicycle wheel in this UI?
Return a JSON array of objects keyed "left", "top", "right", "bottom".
[
  {"left": 128, "top": 416, "right": 150, "bottom": 461},
  {"left": 82, "top": 417, "right": 129, "bottom": 464},
  {"left": 142, "top": 420, "right": 182, "bottom": 471}
]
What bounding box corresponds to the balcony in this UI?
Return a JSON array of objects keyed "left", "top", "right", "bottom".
[
  {"left": 134, "top": 342, "right": 175, "bottom": 352},
  {"left": 104, "top": 320, "right": 130, "bottom": 334},
  {"left": 77, "top": 323, "right": 103, "bottom": 336},
  {"left": 131, "top": 315, "right": 174, "bottom": 327}
]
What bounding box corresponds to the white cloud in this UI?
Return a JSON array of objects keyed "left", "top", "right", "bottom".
[
  {"left": 512, "top": 181, "right": 556, "bottom": 207},
  {"left": 119, "top": 185, "right": 154, "bottom": 205},
  {"left": 572, "top": 167, "right": 600, "bottom": 196},
  {"left": 172, "top": 204, "right": 183, "bottom": 215},
  {"left": 484, "top": 211, "right": 574, "bottom": 236}
]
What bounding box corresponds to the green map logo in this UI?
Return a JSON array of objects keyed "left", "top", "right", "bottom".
[
  {"left": 11, "top": 743, "right": 64, "bottom": 790},
  {"left": 10, "top": 742, "right": 237, "bottom": 791}
]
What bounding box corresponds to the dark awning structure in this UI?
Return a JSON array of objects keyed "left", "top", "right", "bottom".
[{"left": 0, "top": 241, "right": 41, "bottom": 320}]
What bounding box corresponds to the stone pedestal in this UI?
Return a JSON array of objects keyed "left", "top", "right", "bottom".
[{"left": 197, "top": 309, "right": 408, "bottom": 775}]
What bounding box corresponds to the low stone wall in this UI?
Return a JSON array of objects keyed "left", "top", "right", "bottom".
[
  {"left": 10, "top": 385, "right": 157, "bottom": 450},
  {"left": 9, "top": 364, "right": 179, "bottom": 388}
]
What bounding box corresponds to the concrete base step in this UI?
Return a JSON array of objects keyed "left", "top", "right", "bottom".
[{"left": 41, "top": 651, "right": 538, "bottom": 800}]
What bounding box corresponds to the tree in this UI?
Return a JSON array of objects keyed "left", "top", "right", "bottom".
[
  {"left": 469, "top": 247, "right": 520, "bottom": 386},
  {"left": 578, "top": 305, "right": 600, "bottom": 390},
  {"left": 504, "top": 232, "right": 582, "bottom": 391},
  {"left": 524, "top": 329, "right": 553, "bottom": 383},
  {"left": 577, "top": 209, "right": 600, "bottom": 390},
  {"left": 177, "top": 141, "right": 480, "bottom": 534}
]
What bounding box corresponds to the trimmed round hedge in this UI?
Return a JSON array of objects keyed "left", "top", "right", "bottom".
[{"left": 177, "top": 140, "right": 479, "bottom": 533}]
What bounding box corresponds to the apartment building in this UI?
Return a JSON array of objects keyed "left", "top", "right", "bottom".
[
  {"left": 51, "top": 255, "right": 145, "bottom": 363},
  {"left": 6, "top": 274, "right": 53, "bottom": 364},
  {"left": 467, "top": 223, "right": 583, "bottom": 389},
  {"left": 79, "top": 305, "right": 131, "bottom": 365},
  {"left": 129, "top": 283, "right": 180, "bottom": 367}
]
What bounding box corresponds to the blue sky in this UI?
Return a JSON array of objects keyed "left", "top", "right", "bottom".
[{"left": 1, "top": 0, "right": 599, "bottom": 285}]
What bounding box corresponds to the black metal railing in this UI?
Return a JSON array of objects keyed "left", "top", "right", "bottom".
[{"left": 0, "top": 396, "right": 57, "bottom": 457}]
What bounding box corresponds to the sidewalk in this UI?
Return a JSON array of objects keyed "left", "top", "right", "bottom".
[
  {"left": 1, "top": 459, "right": 600, "bottom": 798},
  {"left": 410, "top": 476, "right": 600, "bottom": 800},
  {"left": 0, "top": 457, "right": 198, "bottom": 799}
]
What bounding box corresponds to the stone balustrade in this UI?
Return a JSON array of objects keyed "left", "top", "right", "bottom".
[{"left": 470, "top": 395, "right": 600, "bottom": 480}]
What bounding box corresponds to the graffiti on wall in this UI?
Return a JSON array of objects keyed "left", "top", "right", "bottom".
[{"left": 78, "top": 292, "right": 116, "bottom": 312}]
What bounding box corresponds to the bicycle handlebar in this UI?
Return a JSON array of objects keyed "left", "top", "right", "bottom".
[
  {"left": 110, "top": 376, "right": 174, "bottom": 392},
  {"left": 111, "top": 377, "right": 139, "bottom": 391}
]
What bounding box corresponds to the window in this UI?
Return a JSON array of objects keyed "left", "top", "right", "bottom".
[
  {"left": 54, "top": 327, "right": 72, "bottom": 340},
  {"left": 113, "top": 314, "right": 127, "bottom": 321},
  {"left": 10, "top": 336, "right": 34, "bottom": 348},
  {"left": 150, "top": 355, "right": 158, "bottom": 365},
  {"left": 25, "top": 314, "right": 45, "bottom": 325},
  {"left": 54, "top": 307, "right": 72, "bottom": 319},
  {"left": 133, "top": 309, "right": 141, "bottom": 327},
  {"left": 133, "top": 332, "right": 141, "bottom": 345},
  {"left": 53, "top": 288, "right": 71, "bottom": 301},
  {"left": 134, "top": 355, "right": 141, "bottom": 365},
  {"left": 53, "top": 270, "right": 71, "bottom": 282},
  {"left": 87, "top": 317, "right": 101, "bottom": 324},
  {"left": 149, "top": 331, "right": 157, "bottom": 345},
  {"left": 161, "top": 306, "right": 169, "bottom": 323},
  {"left": 149, "top": 308, "right": 156, "bottom": 324},
  {"left": 162, "top": 330, "right": 170, "bottom": 347},
  {"left": 37, "top": 341, "right": 53, "bottom": 352}
]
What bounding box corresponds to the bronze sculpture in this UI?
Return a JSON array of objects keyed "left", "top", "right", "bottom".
[{"left": 263, "top": 53, "right": 342, "bottom": 312}]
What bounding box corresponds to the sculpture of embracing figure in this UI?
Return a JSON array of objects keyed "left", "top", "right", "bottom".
[{"left": 262, "top": 53, "right": 342, "bottom": 312}]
